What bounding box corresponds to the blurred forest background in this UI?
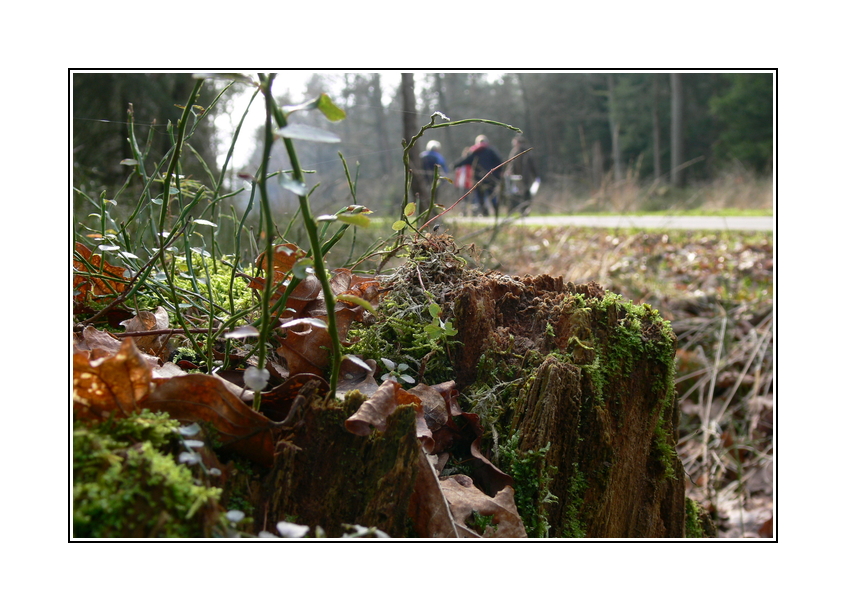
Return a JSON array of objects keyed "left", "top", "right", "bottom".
[
  {"left": 73, "top": 72, "right": 773, "bottom": 226},
  {"left": 71, "top": 72, "right": 774, "bottom": 537}
]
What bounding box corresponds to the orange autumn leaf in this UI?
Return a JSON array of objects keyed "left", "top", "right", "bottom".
[
  {"left": 255, "top": 242, "right": 307, "bottom": 279},
  {"left": 73, "top": 338, "right": 154, "bottom": 421},
  {"left": 73, "top": 242, "right": 128, "bottom": 302}
]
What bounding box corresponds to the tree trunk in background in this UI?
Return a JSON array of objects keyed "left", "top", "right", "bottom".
[
  {"left": 401, "top": 73, "right": 426, "bottom": 206},
  {"left": 670, "top": 73, "right": 684, "bottom": 188},
  {"left": 370, "top": 74, "right": 391, "bottom": 176},
  {"left": 591, "top": 140, "right": 604, "bottom": 191},
  {"left": 607, "top": 75, "right": 623, "bottom": 182},
  {"left": 516, "top": 73, "right": 534, "bottom": 146},
  {"left": 652, "top": 75, "right": 662, "bottom": 181},
  {"left": 432, "top": 73, "right": 455, "bottom": 159}
]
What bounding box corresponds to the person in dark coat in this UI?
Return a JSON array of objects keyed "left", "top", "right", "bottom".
[
  {"left": 419, "top": 140, "right": 449, "bottom": 199},
  {"left": 504, "top": 135, "right": 539, "bottom": 212},
  {"left": 453, "top": 135, "right": 504, "bottom": 216}
]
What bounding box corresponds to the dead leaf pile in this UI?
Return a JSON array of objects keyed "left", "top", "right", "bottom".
[
  {"left": 73, "top": 338, "right": 278, "bottom": 468},
  {"left": 239, "top": 243, "right": 383, "bottom": 377}
]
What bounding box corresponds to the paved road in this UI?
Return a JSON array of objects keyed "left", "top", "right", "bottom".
[{"left": 449, "top": 214, "right": 773, "bottom": 232}]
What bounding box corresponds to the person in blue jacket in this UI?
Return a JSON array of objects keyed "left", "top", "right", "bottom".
[
  {"left": 420, "top": 140, "right": 449, "bottom": 200},
  {"left": 453, "top": 135, "right": 504, "bottom": 216}
]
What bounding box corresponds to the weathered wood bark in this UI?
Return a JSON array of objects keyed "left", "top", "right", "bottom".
[
  {"left": 447, "top": 273, "right": 685, "bottom": 537},
  {"left": 255, "top": 397, "right": 420, "bottom": 537}
]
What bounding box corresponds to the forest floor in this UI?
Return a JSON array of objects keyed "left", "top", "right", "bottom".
[{"left": 442, "top": 220, "right": 775, "bottom": 538}]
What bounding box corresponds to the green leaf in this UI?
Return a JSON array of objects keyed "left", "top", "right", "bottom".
[
  {"left": 392, "top": 220, "right": 407, "bottom": 231},
  {"left": 424, "top": 323, "right": 443, "bottom": 340},
  {"left": 404, "top": 202, "right": 417, "bottom": 217},
  {"left": 337, "top": 212, "right": 371, "bottom": 228},
  {"left": 276, "top": 124, "right": 340, "bottom": 143},
  {"left": 316, "top": 93, "right": 346, "bottom": 121},
  {"left": 428, "top": 303, "right": 442, "bottom": 318},
  {"left": 120, "top": 159, "right": 139, "bottom": 166}
]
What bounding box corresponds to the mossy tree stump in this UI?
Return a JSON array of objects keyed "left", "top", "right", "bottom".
[{"left": 447, "top": 274, "right": 685, "bottom": 537}]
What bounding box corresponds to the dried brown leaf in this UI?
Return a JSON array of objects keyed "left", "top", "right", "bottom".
[
  {"left": 73, "top": 242, "right": 128, "bottom": 301},
  {"left": 276, "top": 322, "right": 331, "bottom": 376},
  {"left": 255, "top": 242, "right": 307, "bottom": 276},
  {"left": 439, "top": 476, "right": 527, "bottom": 538},
  {"left": 120, "top": 306, "right": 170, "bottom": 356},
  {"left": 73, "top": 338, "right": 155, "bottom": 421},
  {"left": 145, "top": 374, "right": 277, "bottom": 468}
]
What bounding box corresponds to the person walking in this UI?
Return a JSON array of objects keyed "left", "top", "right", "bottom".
[
  {"left": 453, "top": 135, "right": 504, "bottom": 216},
  {"left": 419, "top": 140, "right": 449, "bottom": 200}
]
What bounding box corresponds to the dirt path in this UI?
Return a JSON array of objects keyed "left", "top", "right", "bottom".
[{"left": 450, "top": 214, "right": 774, "bottom": 232}]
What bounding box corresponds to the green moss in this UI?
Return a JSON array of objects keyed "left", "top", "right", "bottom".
[
  {"left": 73, "top": 410, "right": 223, "bottom": 538},
  {"left": 560, "top": 463, "right": 588, "bottom": 538},
  {"left": 652, "top": 415, "right": 680, "bottom": 481},
  {"left": 345, "top": 292, "right": 459, "bottom": 386},
  {"left": 685, "top": 497, "right": 706, "bottom": 538},
  {"left": 497, "top": 433, "right": 559, "bottom": 538},
  {"left": 135, "top": 253, "right": 257, "bottom": 320}
]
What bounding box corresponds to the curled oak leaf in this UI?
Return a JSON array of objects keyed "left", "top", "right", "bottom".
[
  {"left": 73, "top": 338, "right": 155, "bottom": 422},
  {"left": 276, "top": 321, "right": 331, "bottom": 376},
  {"left": 439, "top": 476, "right": 527, "bottom": 538},
  {"left": 144, "top": 374, "right": 277, "bottom": 468},
  {"left": 73, "top": 242, "right": 128, "bottom": 301},
  {"left": 345, "top": 380, "right": 423, "bottom": 437},
  {"left": 120, "top": 306, "right": 170, "bottom": 356},
  {"left": 284, "top": 275, "right": 323, "bottom": 316}
]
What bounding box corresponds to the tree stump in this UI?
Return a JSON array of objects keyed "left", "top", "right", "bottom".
[{"left": 446, "top": 273, "right": 685, "bottom": 537}]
